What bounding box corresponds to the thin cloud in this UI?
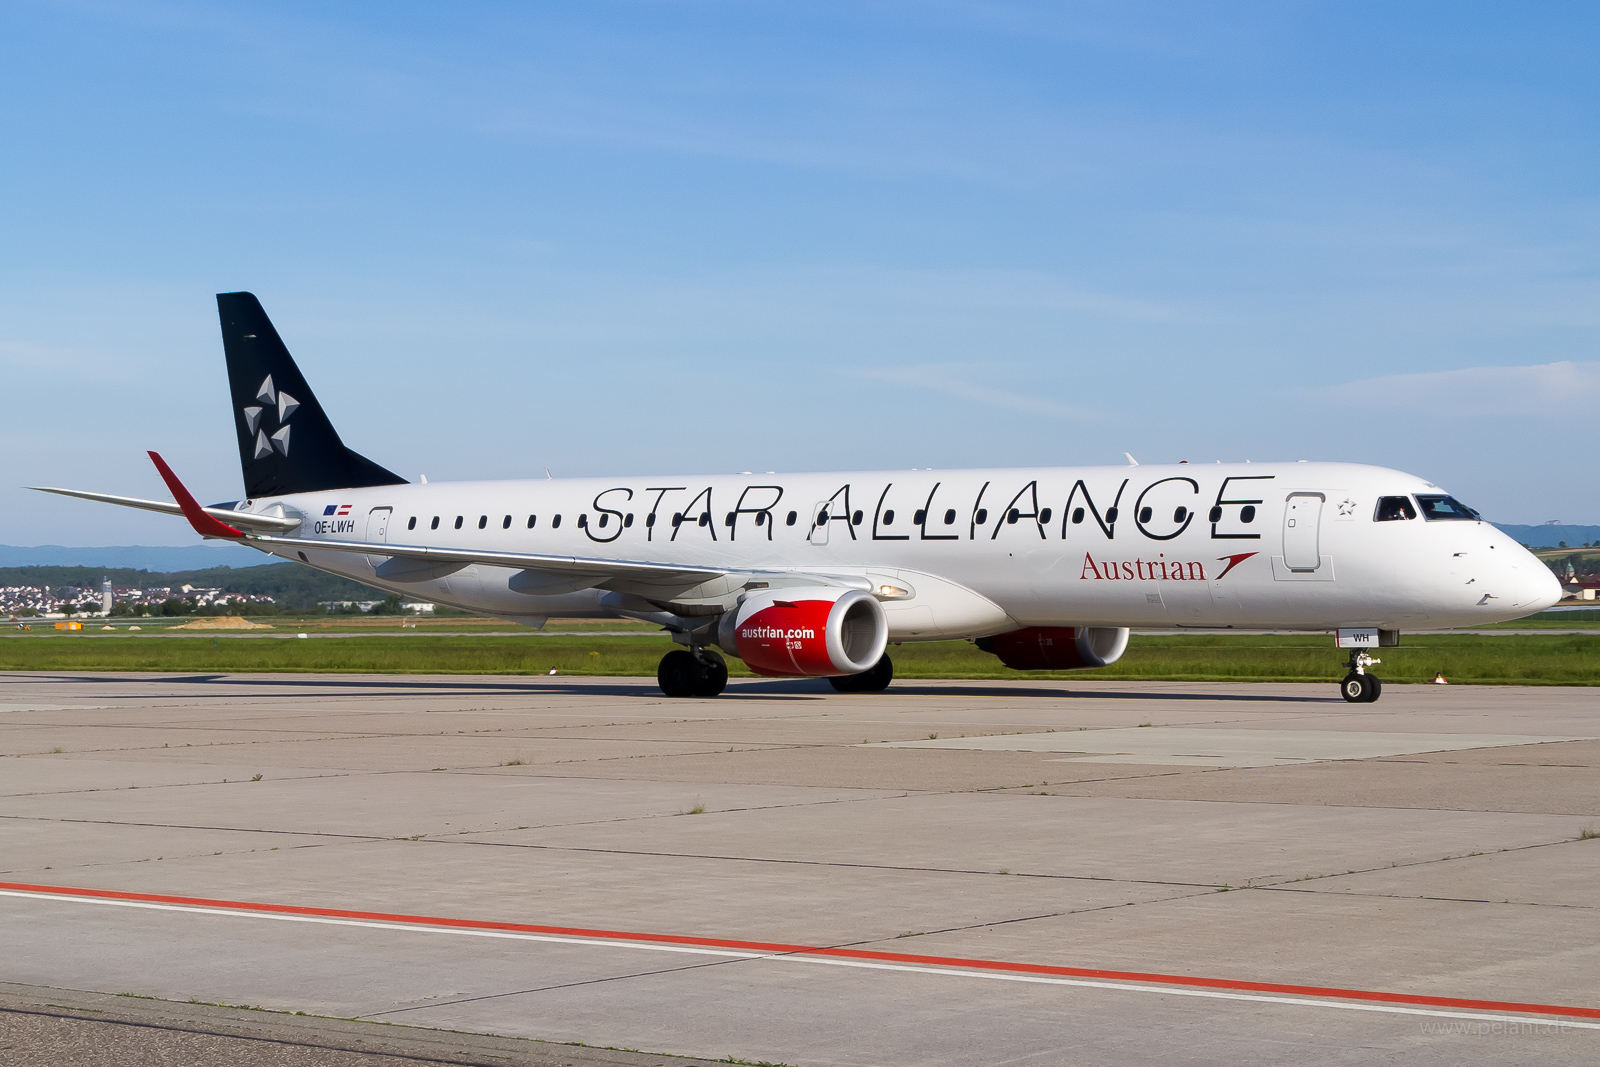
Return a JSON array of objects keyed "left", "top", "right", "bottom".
[
  {"left": 1328, "top": 360, "right": 1600, "bottom": 417},
  {"left": 855, "top": 364, "right": 1120, "bottom": 422}
]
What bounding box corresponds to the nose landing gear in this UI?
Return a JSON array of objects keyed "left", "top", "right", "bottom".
[
  {"left": 1340, "top": 650, "right": 1382, "bottom": 703},
  {"left": 657, "top": 648, "right": 728, "bottom": 698}
]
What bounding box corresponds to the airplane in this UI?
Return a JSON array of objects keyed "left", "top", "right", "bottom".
[{"left": 33, "top": 292, "right": 1562, "bottom": 702}]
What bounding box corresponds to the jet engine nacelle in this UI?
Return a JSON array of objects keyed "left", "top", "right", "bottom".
[
  {"left": 719, "top": 586, "right": 888, "bottom": 677},
  {"left": 976, "top": 626, "right": 1130, "bottom": 670}
]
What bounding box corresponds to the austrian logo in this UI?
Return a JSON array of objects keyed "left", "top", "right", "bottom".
[
  {"left": 1079, "top": 551, "right": 1258, "bottom": 582},
  {"left": 740, "top": 625, "right": 816, "bottom": 640}
]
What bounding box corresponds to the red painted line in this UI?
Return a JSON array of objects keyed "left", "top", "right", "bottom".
[{"left": 4, "top": 879, "right": 1597, "bottom": 1021}]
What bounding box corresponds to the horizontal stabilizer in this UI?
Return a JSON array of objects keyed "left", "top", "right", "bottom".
[{"left": 27, "top": 486, "right": 303, "bottom": 532}]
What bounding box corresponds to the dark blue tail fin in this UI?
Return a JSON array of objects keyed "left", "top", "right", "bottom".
[{"left": 217, "top": 292, "right": 407, "bottom": 498}]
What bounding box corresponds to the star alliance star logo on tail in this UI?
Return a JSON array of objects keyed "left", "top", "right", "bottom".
[{"left": 242, "top": 375, "right": 299, "bottom": 460}]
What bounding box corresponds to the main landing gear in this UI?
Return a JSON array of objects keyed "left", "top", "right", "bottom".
[
  {"left": 657, "top": 648, "right": 728, "bottom": 698},
  {"left": 1339, "top": 650, "right": 1383, "bottom": 703},
  {"left": 654, "top": 650, "right": 896, "bottom": 697},
  {"left": 828, "top": 653, "right": 894, "bottom": 693}
]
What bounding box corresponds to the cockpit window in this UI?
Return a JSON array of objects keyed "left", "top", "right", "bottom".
[
  {"left": 1415, "top": 494, "right": 1479, "bottom": 521},
  {"left": 1374, "top": 496, "right": 1417, "bottom": 521}
]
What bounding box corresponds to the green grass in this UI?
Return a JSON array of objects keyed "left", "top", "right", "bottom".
[{"left": 0, "top": 631, "right": 1594, "bottom": 684}]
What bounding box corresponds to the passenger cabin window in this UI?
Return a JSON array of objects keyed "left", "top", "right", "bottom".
[
  {"left": 1415, "top": 495, "right": 1478, "bottom": 521},
  {"left": 1173, "top": 507, "right": 1187, "bottom": 523},
  {"left": 1375, "top": 496, "right": 1418, "bottom": 522},
  {"left": 1138, "top": 507, "right": 1153, "bottom": 523},
  {"left": 851, "top": 510, "right": 864, "bottom": 525},
  {"left": 944, "top": 509, "right": 957, "bottom": 525},
  {"left": 407, "top": 517, "right": 416, "bottom": 530},
  {"left": 1238, "top": 506, "right": 1253, "bottom": 523},
  {"left": 883, "top": 510, "right": 895, "bottom": 525},
  {"left": 478, "top": 515, "right": 487, "bottom": 529},
  {"left": 1106, "top": 507, "right": 1120, "bottom": 523},
  {"left": 502, "top": 515, "right": 511, "bottom": 529},
  {"left": 527, "top": 515, "right": 536, "bottom": 528},
  {"left": 454, "top": 516, "right": 463, "bottom": 529},
  {"left": 913, "top": 509, "right": 926, "bottom": 525},
  {"left": 551, "top": 515, "right": 561, "bottom": 528},
  {"left": 974, "top": 509, "right": 987, "bottom": 524},
  {"left": 1039, "top": 508, "right": 1052, "bottom": 524},
  {"left": 431, "top": 516, "right": 440, "bottom": 530},
  {"left": 786, "top": 510, "right": 797, "bottom": 526}
]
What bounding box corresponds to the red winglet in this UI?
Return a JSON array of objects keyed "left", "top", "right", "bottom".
[{"left": 147, "top": 451, "right": 245, "bottom": 538}]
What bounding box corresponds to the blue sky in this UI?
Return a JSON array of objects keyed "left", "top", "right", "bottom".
[{"left": 4, "top": 0, "right": 1597, "bottom": 546}]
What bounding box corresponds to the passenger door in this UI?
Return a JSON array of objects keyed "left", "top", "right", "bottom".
[{"left": 1282, "top": 493, "right": 1324, "bottom": 572}]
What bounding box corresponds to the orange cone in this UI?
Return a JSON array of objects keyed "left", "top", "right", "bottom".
[{"left": 1433, "top": 673, "right": 1448, "bottom": 684}]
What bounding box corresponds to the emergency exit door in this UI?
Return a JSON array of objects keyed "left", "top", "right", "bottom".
[
  {"left": 1282, "top": 494, "right": 1324, "bottom": 572},
  {"left": 365, "top": 507, "right": 392, "bottom": 569}
]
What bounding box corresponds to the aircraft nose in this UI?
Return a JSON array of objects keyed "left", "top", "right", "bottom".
[{"left": 1515, "top": 561, "right": 1563, "bottom": 612}]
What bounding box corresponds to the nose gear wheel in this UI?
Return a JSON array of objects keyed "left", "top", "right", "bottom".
[{"left": 1339, "top": 649, "right": 1383, "bottom": 703}]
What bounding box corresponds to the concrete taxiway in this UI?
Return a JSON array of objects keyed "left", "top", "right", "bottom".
[{"left": 1, "top": 672, "right": 1598, "bottom": 1065}]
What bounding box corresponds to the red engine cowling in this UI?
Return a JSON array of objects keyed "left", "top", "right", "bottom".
[
  {"left": 976, "top": 626, "right": 1130, "bottom": 670},
  {"left": 719, "top": 587, "right": 888, "bottom": 677}
]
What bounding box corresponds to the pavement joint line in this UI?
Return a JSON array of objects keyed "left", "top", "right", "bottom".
[
  {"left": 362, "top": 956, "right": 759, "bottom": 1017},
  {"left": 435, "top": 838, "right": 1224, "bottom": 888},
  {"left": 0, "top": 812, "right": 1223, "bottom": 889},
  {"left": 3, "top": 881, "right": 1598, "bottom": 1027},
  {"left": 1245, "top": 833, "right": 1600, "bottom": 890},
  {"left": 363, "top": 905, "right": 1135, "bottom": 1018},
  {"left": 1261, "top": 884, "right": 1599, "bottom": 910},
  {"left": 23, "top": 803, "right": 1580, "bottom": 895}
]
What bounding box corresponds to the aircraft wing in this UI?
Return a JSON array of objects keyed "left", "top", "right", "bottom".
[
  {"left": 245, "top": 531, "right": 725, "bottom": 586},
  {"left": 27, "top": 486, "right": 304, "bottom": 533}
]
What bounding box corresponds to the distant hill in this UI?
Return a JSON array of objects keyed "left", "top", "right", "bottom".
[
  {"left": 1493, "top": 525, "right": 1600, "bottom": 548},
  {"left": 0, "top": 561, "right": 387, "bottom": 609},
  {"left": 0, "top": 544, "right": 268, "bottom": 570}
]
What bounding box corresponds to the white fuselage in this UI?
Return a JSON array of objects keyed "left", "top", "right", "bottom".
[{"left": 235, "top": 461, "right": 1561, "bottom": 637}]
